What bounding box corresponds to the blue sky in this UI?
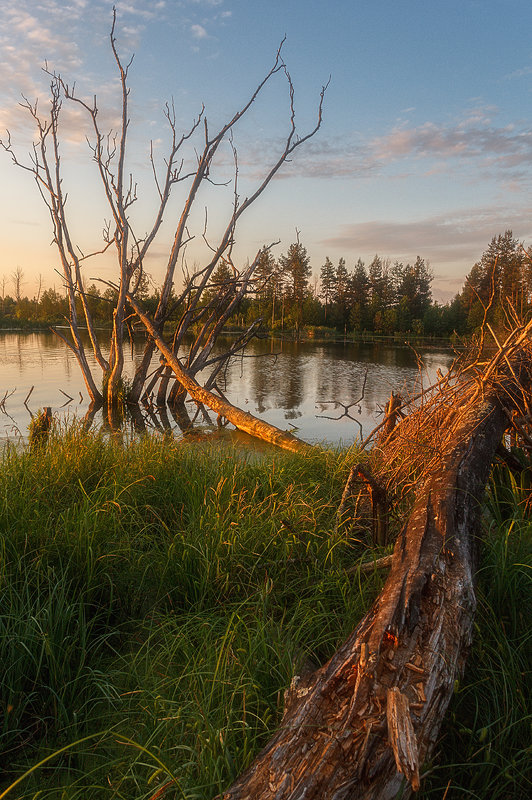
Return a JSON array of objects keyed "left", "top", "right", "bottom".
[{"left": 2, "top": 0, "right": 532, "bottom": 302}]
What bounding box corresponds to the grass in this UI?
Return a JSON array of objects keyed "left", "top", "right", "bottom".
[
  {"left": 0, "top": 427, "right": 383, "bottom": 798},
  {"left": 0, "top": 427, "right": 530, "bottom": 798}
]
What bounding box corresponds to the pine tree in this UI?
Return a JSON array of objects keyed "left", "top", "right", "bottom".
[
  {"left": 394, "top": 256, "right": 432, "bottom": 331},
  {"left": 348, "top": 259, "right": 369, "bottom": 331},
  {"left": 254, "top": 247, "right": 278, "bottom": 326},
  {"left": 319, "top": 257, "right": 336, "bottom": 323},
  {"left": 368, "top": 255, "right": 394, "bottom": 331},
  {"left": 334, "top": 257, "right": 350, "bottom": 330},
  {"left": 278, "top": 239, "right": 312, "bottom": 333},
  {"left": 202, "top": 261, "right": 234, "bottom": 310},
  {"left": 461, "top": 231, "right": 527, "bottom": 331}
]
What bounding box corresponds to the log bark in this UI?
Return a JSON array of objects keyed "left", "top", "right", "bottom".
[
  {"left": 220, "top": 390, "right": 513, "bottom": 799},
  {"left": 126, "top": 295, "right": 312, "bottom": 454}
]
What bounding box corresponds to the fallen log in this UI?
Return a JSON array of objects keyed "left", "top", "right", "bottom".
[
  {"left": 126, "top": 295, "right": 312, "bottom": 453},
  {"left": 219, "top": 324, "right": 532, "bottom": 799}
]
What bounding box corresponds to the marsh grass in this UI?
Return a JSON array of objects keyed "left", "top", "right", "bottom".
[
  {"left": 0, "top": 428, "right": 381, "bottom": 798},
  {"left": 0, "top": 428, "right": 529, "bottom": 798}
]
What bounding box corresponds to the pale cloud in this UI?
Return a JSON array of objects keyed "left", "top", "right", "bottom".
[
  {"left": 262, "top": 107, "right": 532, "bottom": 185},
  {"left": 321, "top": 207, "right": 532, "bottom": 279},
  {"left": 285, "top": 137, "right": 377, "bottom": 180},
  {"left": 191, "top": 23, "right": 208, "bottom": 38},
  {"left": 0, "top": 0, "right": 169, "bottom": 132},
  {"left": 371, "top": 110, "right": 532, "bottom": 174},
  {"left": 110, "top": 0, "right": 166, "bottom": 20},
  {"left": 227, "top": 128, "right": 377, "bottom": 183},
  {"left": 503, "top": 65, "right": 532, "bottom": 80}
]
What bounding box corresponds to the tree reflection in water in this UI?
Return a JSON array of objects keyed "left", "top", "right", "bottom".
[{"left": 1, "top": 332, "right": 454, "bottom": 446}]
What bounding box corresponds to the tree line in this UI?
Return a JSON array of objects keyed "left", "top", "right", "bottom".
[{"left": 3, "top": 230, "right": 530, "bottom": 340}]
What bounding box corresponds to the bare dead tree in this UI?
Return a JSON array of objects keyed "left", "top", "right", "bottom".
[
  {"left": 125, "top": 291, "right": 312, "bottom": 453},
  {"left": 10, "top": 266, "right": 25, "bottom": 303},
  {"left": 35, "top": 273, "right": 44, "bottom": 304},
  {"left": 1, "top": 8, "right": 327, "bottom": 420}
]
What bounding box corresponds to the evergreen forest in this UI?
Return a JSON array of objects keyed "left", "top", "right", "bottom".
[{"left": 1, "top": 230, "right": 530, "bottom": 340}]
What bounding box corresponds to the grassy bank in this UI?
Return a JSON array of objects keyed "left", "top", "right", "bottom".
[{"left": 0, "top": 430, "right": 530, "bottom": 798}]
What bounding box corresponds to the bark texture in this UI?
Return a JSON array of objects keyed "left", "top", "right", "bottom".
[{"left": 220, "top": 386, "right": 517, "bottom": 799}]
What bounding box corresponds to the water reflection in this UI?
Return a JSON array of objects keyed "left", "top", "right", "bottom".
[{"left": 0, "top": 332, "right": 454, "bottom": 446}]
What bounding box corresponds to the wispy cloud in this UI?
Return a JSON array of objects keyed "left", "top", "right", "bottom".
[
  {"left": 191, "top": 23, "right": 208, "bottom": 38},
  {"left": 234, "top": 104, "right": 532, "bottom": 191},
  {"left": 0, "top": 0, "right": 170, "bottom": 132},
  {"left": 321, "top": 207, "right": 532, "bottom": 274},
  {"left": 180, "top": 0, "right": 232, "bottom": 51},
  {"left": 371, "top": 106, "right": 532, "bottom": 175},
  {"left": 503, "top": 64, "right": 532, "bottom": 81}
]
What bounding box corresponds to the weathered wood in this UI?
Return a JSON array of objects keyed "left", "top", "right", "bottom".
[
  {"left": 220, "top": 384, "right": 518, "bottom": 799},
  {"left": 386, "top": 687, "right": 420, "bottom": 791},
  {"left": 336, "top": 464, "right": 388, "bottom": 545},
  {"left": 347, "top": 555, "right": 393, "bottom": 576},
  {"left": 126, "top": 295, "right": 312, "bottom": 454},
  {"left": 376, "top": 391, "right": 403, "bottom": 447}
]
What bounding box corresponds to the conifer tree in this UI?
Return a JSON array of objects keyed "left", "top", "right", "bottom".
[
  {"left": 334, "top": 257, "right": 350, "bottom": 330},
  {"left": 278, "top": 238, "right": 312, "bottom": 334},
  {"left": 349, "top": 259, "right": 369, "bottom": 331},
  {"left": 254, "top": 247, "right": 278, "bottom": 326},
  {"left": 319, "top": 257, "right": 336, "bottom": 323}
]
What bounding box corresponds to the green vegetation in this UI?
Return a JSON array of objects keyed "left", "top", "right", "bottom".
[
  {"left": 0, "top": 430, "right": 530, "bottom": 798},
  {"left": 3, "top": 230, "right": 530, "bottom": 340}
]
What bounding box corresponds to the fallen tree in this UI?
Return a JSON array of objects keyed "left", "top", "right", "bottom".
[
  {"left": 213, "top": 319, "right": 532, "bottom": 799},
  {"left": 126, "top": 293, "right": 311, "bottom": 453}
]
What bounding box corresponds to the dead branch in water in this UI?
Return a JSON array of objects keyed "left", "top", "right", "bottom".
[
  {"left": 0, "top": 388, "right": 15, "bottom": 413},
  {"left": 126, "top": 293, "right": 312, "bottom": 454},
  {"left": 24, "top": 386, "right": 34, "bottom": 406}
]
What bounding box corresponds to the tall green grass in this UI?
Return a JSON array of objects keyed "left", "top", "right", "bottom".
[
  {"left": 0, "top": 427, "right": 383, "bottom": 798},
  {"left": 0, "top": 427, "right": 529, "bottom": 798}
]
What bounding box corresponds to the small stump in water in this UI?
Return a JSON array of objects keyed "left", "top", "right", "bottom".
[{"left": 29, "top": 407, "right": 53, "bottom": 450}]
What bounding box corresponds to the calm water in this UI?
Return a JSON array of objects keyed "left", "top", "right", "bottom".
[{"left": 0, "top": 331, "right": 454, "bottom": 446}]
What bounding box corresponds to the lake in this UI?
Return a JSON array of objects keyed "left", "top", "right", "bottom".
[{"left": 0, "top": 331, "right": 455, "bottom": 446}]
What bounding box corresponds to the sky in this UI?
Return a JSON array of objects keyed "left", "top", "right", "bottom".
[{"left": 2, "top": 0, "right": 532, "bottom": 303}]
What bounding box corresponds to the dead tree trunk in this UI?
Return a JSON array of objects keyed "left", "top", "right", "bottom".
[
  {"left": 376, "top": 391, "right": 403, "bottom": 448},
  {"left": 127, "top": 295, "right": 311, "bottom": 454},
  {"left": 220, "top": 344, "right": 531, "bottom": 798}
]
